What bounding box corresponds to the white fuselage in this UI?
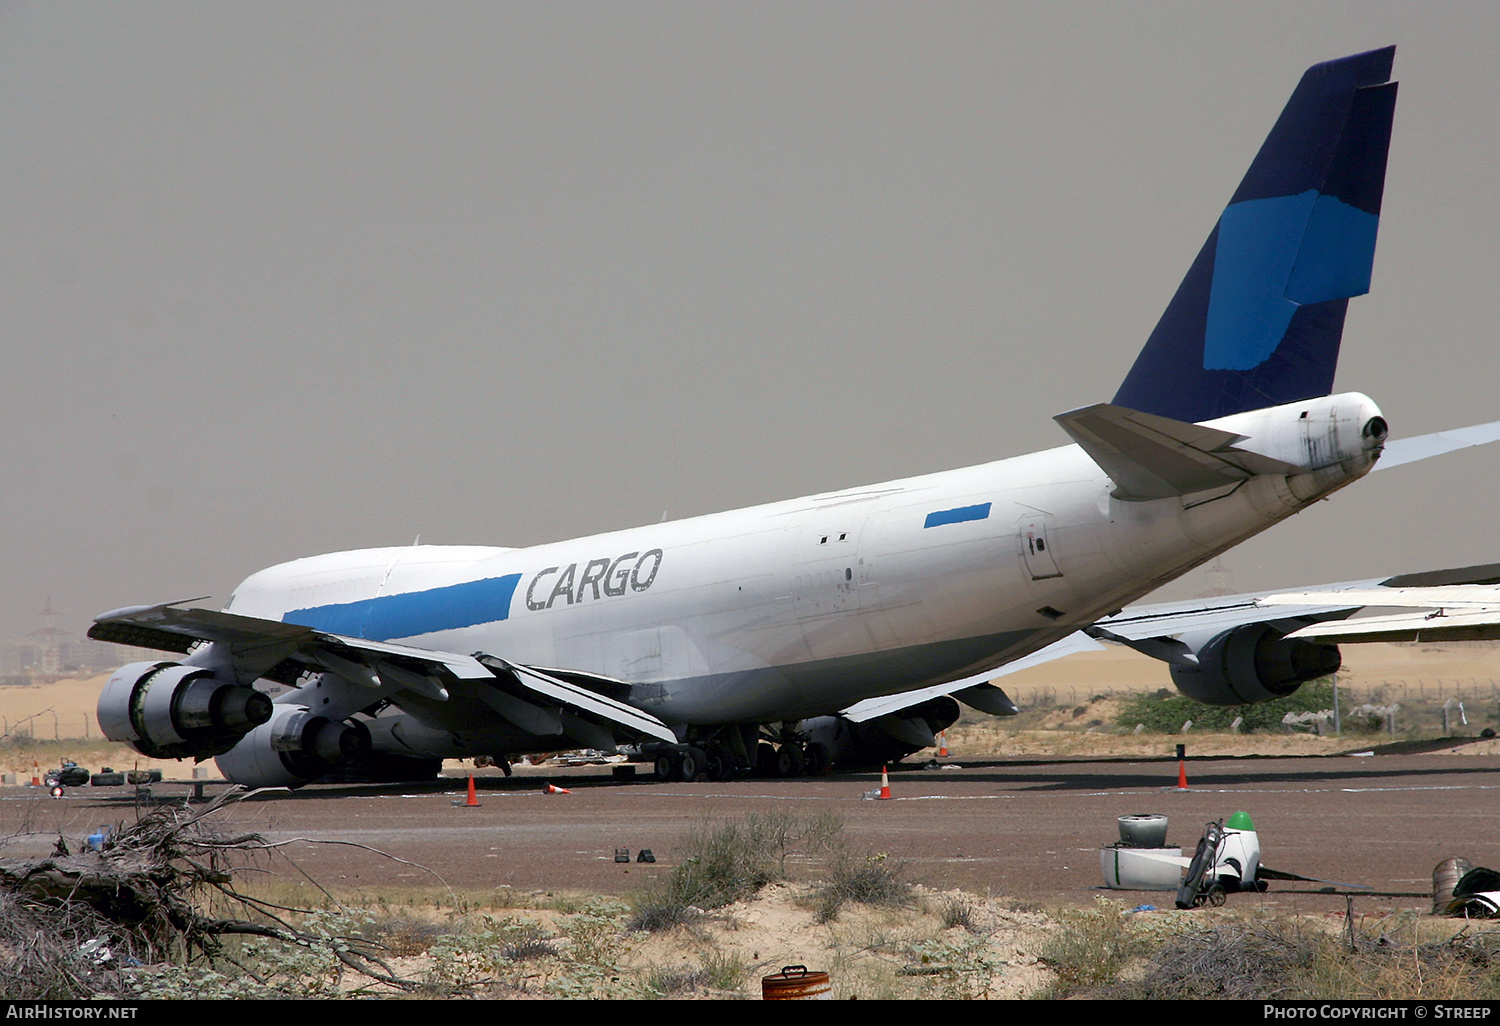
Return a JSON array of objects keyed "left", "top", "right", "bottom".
[{"left": 225, "top": 393, "right": 1385, "bottom": 731}]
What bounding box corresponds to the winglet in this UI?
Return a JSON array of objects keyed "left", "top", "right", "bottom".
[{"left": 1114, "top": 48, "right": 1397, "bottom": 423}]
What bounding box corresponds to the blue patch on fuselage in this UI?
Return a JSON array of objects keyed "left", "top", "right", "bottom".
[
  {"left": 1205, "top": 190, "right": 1378, "bottom": 372},
  {"left": 924, "top": 502, "right": 992, "bottom": 529},
  {"left": 285, "top": 573, "right": 522, "bottom": 641}
]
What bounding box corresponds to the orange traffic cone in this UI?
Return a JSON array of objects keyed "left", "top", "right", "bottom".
[
  {"left": 30, "top": 761, "right": 40, "bottom": 787},
  {"left": 545, "top": 783, "right": 572, "bottom": 795},
  {"left": 465, "top": 774, "right": 480, "bottom": 807},
  {"left": 937, "top": 731, "right": 949, "bottom": 758},
  {"left": 1176, "top": 759, "right": 1189, "bottom": 790},
  {"left": 877, "top": 765, "right": 892, "bottom": 800}
]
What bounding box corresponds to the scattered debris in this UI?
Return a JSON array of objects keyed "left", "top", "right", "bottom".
[
  {"left": 1440, "top": 865, "right": 1500, "bottom": 918},
  {"left": 0, "top": 788, "right": 416, "bottom": 998}
]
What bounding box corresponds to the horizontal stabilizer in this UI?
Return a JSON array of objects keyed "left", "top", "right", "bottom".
[
  {"left": 1374, "top": 419, "right": 1500, "bottom": 470},
  {"left": 1055, "top": 403, "right": 1299, "bottom": 500}
]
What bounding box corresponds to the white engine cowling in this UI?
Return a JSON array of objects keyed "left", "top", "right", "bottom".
[
  {"left": 215, "top": 705, "right": 372, "bottom": 788},
  {"left": 97, "top": 661, "right": 273, "bottom": 760}
]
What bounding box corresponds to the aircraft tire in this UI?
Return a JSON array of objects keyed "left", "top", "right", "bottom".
[
  {"left": 804, "top": 741, "right": 831, "bottom": 777},
  {"left": 655, "top": 754, "right": 675, "bottom": 781},
  {"left": 679, "top": 748, "right": 704, "bottom": 782},
  {"left": 704, "top": 746, "right": 734, "bottom": 781},
  {"left": 755, "top": 742, "right": 778, "bottom": 777},
  {"left": 776, "top": 744, "right": 805, "bottom": 778}
]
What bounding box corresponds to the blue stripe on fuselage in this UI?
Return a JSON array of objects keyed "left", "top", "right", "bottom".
[
  {"left": 285, "top": 573, "right": 522, "bottom": 641},
  {"left": 924, "top": 502, "right": 992, "bottom": 529}
]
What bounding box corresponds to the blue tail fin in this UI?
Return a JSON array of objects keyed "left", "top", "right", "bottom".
[{"left": 1113, "top": 47, "right": 1397, "bottom": 423}]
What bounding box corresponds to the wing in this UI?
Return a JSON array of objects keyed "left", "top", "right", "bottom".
[
  {"left": 1086, "top": 561, "right": 1500, "bottom": 704},
  {"left": 804, "top": 632, "right": 1105, "bottom": 767},
  {"left": 838, "top": 631, "right": 1105, "bottom": 722},
  {"left": 91, "top": 603, "right": 677, "bottom": 784},
  {"left": 1266, "top": 584, "right": 1500, "bottom": 643}
]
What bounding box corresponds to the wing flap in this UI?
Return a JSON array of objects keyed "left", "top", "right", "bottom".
[{"left": 477, "top": 656, "right": 677, "bottom": 744}]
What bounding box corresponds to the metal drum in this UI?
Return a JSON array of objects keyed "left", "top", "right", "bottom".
[{"left": 762, "top": 965, "right": 832, "bottom": 1000}]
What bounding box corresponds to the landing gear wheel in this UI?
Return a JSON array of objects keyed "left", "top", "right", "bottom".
[
  {"left": 705, "top": 746, "right": 735, "bottom": 782},
  {"left": 776, "top": 744, "right": 805, "bottom": 778},
  {"left": 756, "top": 742, "right": 778, "bottom": 777},
  {"left": 804, "top": 741, "right": 832, "bottom": 777},
  {"left": 678, "top": 747, "right": 704, "bottom": 782},
  {"left": 655, "top": 754, "right": 675, "bottom": 781}
]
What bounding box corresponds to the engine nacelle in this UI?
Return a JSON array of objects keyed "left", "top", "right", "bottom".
[
  {"left": 215, "top": 705, "right": 372, "bottom": 788},
  {"left": 1170, "top": 622, "right": 1341, "bottom": 706},
  {"left": 802, "top": 696, "right": 961, "bottom": 767},
  {"left": 97, "top": 661, "right": 273, "bottom": 760}
]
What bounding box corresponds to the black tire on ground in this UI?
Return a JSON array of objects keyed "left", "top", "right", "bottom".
[
  {"left": 755, "top": 743, "right": 778, "bottom": 777},
  {"left": 705, "top": 746, "right": 734, "bottom": 781},
  {"left": 655, "top": 754, "right": 675, "bottom": 781},
  {"left": 679, "top": 747, "right": 705, "bottom": 782},
  {"left": 776, "top": 744, "right": 805, "bottom": 778},
  {"left": 804, "top": 741, "right": 832, "bottom": 777},
  {"left": 90, "top": 772, "right": 124, "bottom": 787}
]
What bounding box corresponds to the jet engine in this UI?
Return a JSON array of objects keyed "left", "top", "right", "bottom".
[
  {"left": 97, "top": 661, "right": 273, "bottom": 760},
  {"left": 1169, "top": 622, "right": 1341, "bottom": 706},
  {"left": 214, "top": 705, "right": 372, "bottom": 788},
  {"left": 802, "top": 695, "right": 962, "bottom": 767}
]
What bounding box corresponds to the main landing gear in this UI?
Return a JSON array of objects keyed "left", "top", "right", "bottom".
[
  {"left": 646, "top": 727, "right": 833, "bottom": 782},
  {"left": 754, "top": 740, "right": 831, "bottom": 778}
]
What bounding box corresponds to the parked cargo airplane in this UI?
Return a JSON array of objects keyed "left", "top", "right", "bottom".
[{"left": 89, "top": 47, "right": 1489, "bottom": 786}]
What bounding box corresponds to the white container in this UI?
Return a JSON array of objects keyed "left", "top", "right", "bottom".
[{"left": 1101, "top": 846, "right": 1183, "bottom": 890}]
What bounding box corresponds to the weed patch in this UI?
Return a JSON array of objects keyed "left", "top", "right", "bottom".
[
  {"left": 628, "top": 811, "right": 840, "bottom": 932},
  {"left": 1037, "top": 898, "right": 1154, "bottom": 995},
  {"left": 808, "top": 851, "right": 913, "bottom": 924},
  {"left": 1116, "top": 681, "right": 1339, "bottom": 734},
  {"left": 1122, "top": 917, "right": 1500, "bottom": 1000}
]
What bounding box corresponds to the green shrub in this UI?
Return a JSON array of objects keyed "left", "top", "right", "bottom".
[
  {"left": 1038, "top": 898, "right": 1151, "bottom": 995},
  {"left": 807, "top": 851, "right": 913, "bottom": 924},
  {"left": 628, "top": 812, "right": 841, "bottom": 931},
  {"left": 1115, "top": 681, "right": 1338, "bottom": 734}
]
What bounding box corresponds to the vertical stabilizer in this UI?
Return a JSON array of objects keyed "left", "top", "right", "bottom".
[{"left": 1113, "top": 48, "right": 1397, "bottom": 423}]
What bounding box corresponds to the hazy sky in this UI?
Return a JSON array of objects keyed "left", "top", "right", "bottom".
[{"left": 4, "top": 3, "right": 1500, "bottom": 643}]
